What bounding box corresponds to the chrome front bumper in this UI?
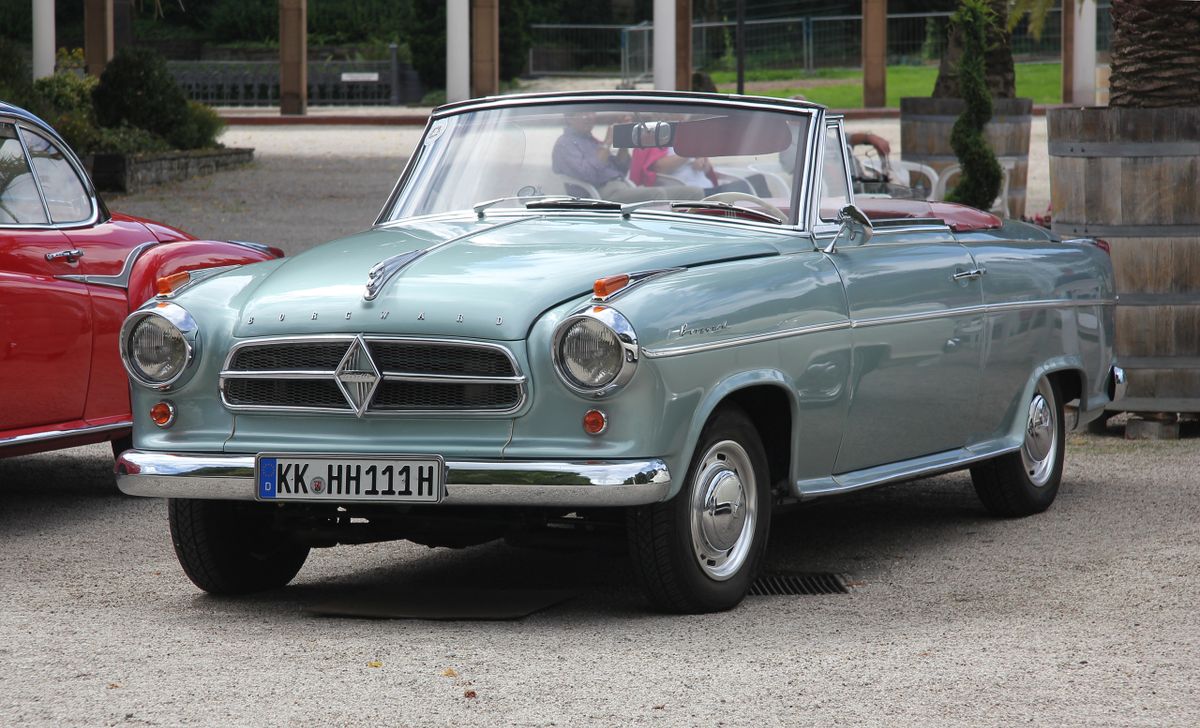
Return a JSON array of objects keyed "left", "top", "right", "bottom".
[{"left": 115, "top": 450, "right": 671, "bottom": 507}]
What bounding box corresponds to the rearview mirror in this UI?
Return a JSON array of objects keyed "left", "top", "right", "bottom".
[{"left": 612, "top": 121, "right": 675, "bottom": 149}]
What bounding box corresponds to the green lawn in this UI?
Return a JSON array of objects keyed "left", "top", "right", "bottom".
[{"left": 714, "top": 62, "right": 1062, "bottom": 107}]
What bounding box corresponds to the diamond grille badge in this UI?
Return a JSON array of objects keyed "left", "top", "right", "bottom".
[{"left": 334, "top": 335, "right": 381, "bottom": 417}]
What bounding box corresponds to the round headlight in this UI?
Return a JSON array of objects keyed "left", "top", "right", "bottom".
[
  {"left": 552, "top": 306, "right": 638, "bottom": 397},
  {"left": 120, "top": 303, "right": 198, "bottom": 388}
]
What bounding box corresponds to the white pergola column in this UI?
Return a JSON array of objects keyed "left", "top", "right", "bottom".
[
  {"left": 653, "top": 0, "right": 676, "bottom": 90},
  {"left": 446, "top": 0, "right": 470, "bottom": 102},
  {"left": 1072, "top": 0, "right": 1098, "bottom": 105},
  {"left": 32, "top": 0, "right": 56, "bottom": 79}
]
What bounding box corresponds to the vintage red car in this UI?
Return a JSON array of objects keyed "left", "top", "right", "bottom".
[{"left": 0, "top": 101, "right": 281, "bottom": 459}]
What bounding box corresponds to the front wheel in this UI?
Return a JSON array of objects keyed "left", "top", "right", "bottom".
[
  {"left": 627, "top": 406, "right": 771, "bottom": 613},
  {"left": 168, "top": 499, "right": 310, "bottom": 594},
  {"left": 970, "top": 376, "right": 1065, "bottom": 517}
]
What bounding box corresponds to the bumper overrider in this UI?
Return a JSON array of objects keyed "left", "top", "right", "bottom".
[{"left": 115, "top": 450, "right": 671, "bottom": 507}]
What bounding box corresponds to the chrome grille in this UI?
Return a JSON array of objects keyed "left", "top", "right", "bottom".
[{"left": 220, "top": 336, "right": 525, "bottom": 415}]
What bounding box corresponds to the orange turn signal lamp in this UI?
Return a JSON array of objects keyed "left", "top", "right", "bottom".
[
  {"left": 155, "top": 271, "right": 191, "bottom": 297},
  {"left": 150, "top": 401, "right": 176, "bottom": 428},
  {"left": 593, "top": 274, "right": 630, "bottom": 299},
  {"left": 583, "top": 409, "right": 608, "bottom": 436}
]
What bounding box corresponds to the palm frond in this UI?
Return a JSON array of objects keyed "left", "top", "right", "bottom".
[{"left": 1008, "top": 0, "right": 1056, "bottom": 40}]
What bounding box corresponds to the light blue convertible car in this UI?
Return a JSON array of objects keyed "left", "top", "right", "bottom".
[{"left": 116, "top": 92, "right": 1124, "bottom": 613}]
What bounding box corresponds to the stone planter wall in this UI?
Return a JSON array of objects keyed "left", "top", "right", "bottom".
[{"left": 88, "top": 147, "right": 254, "bottom": 194}]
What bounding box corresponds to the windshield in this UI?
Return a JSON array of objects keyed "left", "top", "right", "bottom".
[{"left": 384, "top": 99, "right": 812, "bottom": 225}]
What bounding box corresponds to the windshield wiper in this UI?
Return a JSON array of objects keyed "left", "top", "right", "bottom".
[
  {"left": 619, "top": 199, "right": 782, "bottom": 225},
  {"left": 525, "top": 198, "right": 621, "bottom": 211},
  {"left": 667, "top": 201, "right": 782, "bottom": 224},
  {"left": 473, "top": 195, "right": 573, "bottom": 219}
]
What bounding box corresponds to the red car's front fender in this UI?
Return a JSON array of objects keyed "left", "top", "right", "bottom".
[{"left": 126, "top": 240, "right": 282, "bottom": 310}]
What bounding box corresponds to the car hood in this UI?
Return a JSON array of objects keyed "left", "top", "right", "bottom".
[{"left": 229, "top": 214, "right": 783, "bottom": 340}]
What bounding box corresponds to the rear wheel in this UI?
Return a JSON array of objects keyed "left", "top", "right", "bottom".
[
  {"left": 168, "top": 499, "right": 310, "bottom": 594},
  {"left": 970, "top": 376, "right": 1065, "bottom": 517},
  {"left": 627, "top": 406, "right": 771, "bottom": 613}
]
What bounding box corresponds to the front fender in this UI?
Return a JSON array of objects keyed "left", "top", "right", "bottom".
[
  {"left": 126, "top": 241, "right": 282, "bottom": 310},
  {"left": 669, "top": 368, "right": 799, "bottom": 499}
]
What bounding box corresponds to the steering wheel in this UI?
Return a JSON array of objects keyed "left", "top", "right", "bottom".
[{"left": 700, "top": 191, "right": 786, "bottom": 222}]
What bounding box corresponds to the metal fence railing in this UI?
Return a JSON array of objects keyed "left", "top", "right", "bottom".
[
  {"left": 167, "top": 57, "right": 424, "bottom": 106},
  {"left": 529, "top": 4, "right": 1112, "bottom": 81}
]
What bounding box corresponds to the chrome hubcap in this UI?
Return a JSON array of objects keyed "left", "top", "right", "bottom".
[
  {"left": 690, "top": 440, "right": 757, "bottom": 581},
  {"left": 1020, "top": 381, "right": 1058, "bottom": 487}
]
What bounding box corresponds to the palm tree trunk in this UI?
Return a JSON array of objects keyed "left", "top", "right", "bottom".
[
  {"left": 933, "top": 0, "right": 1016, "bottom": 99},
  {"left": 1109, "top": 0, "right": 1200, "bottom": 108}
]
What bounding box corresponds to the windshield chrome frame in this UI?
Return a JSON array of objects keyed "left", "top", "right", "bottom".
[{"left": 374, "top": 91, "right": 821, "bottom": 231}]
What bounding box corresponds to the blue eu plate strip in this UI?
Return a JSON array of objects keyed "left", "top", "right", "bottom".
[{"left": 258, "top": 457, "right": 278, "bottom": 499}]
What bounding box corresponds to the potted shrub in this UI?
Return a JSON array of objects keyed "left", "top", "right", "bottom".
[
  {"left": 900, "top": 0, "right": 1034, "bottom": 218},
  {"left": 1047, "top": 0, "right": 1200, "bottom": 418}
]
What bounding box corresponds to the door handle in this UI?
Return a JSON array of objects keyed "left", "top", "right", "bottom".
[
  {"left": 45, "top": 249, "right": 85, "bottom": 263},
  {"left": 952, "top": 267, "right": 985, "bottom": 281}
]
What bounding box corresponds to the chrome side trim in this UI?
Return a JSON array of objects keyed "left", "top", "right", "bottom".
[
  {"left": 55, "top": 240, "right": 162, "bottom": 289},
  {"left": 797, "top": 443, "right": 1022, "bottom": 499},
  {"left": 115, "top": 450, "right": 672, "bottom": 507},
  {"left": 640, "top": 298, "right": 1118, "bottom": 359},
  {"left": 852, "top": 305, "right": 990, "bottom": 328},
  {"left": 363, "top": 216, "right": 533, "bottom": 301},
  {"left": 641, "top": 320, "right": 850, "bottom": 359},
  {"left": 0, "top": 421, "right": 130, "bottom": 449}
]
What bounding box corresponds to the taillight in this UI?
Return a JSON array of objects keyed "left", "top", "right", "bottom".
[{"left": 1092, "top": 239, "right": 1111, "bottom": 255}]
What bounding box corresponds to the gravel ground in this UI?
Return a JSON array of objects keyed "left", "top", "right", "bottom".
[
  {"left": 3, "top": 125, "right": 1192, "bottom": 726},
  {"left": 1, "top": 432, "right": 1197, "bottom": 726}
]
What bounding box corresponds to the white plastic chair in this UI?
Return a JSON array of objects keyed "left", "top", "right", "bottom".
[
  {"left": 554, "top": 172, "right": 600, "bottom": 199},
  {"left": 931, "top": 160, "right": 1014, "bottom": 217},
  {"left": 888, "top": 159, "right": 940, "bottom": 198}
]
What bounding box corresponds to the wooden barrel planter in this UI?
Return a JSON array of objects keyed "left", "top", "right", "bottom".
[
  {"left": 900, "top": 96, "right": 1033, "bottom": 219},
  {"left": 1048, "top": 106, "right": 1200, "bottom": 414}
]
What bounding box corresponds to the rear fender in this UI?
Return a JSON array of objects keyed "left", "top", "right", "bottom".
[{"left": 126, "top": 240, "right": 282, "bottom": 310}]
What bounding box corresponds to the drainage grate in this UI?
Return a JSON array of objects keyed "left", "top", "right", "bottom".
[{"left": 749, "top": 572, "right": 850, "bottom": 596}]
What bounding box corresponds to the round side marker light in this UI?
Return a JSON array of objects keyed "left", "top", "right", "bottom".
[
  {"left": 583, "top": 409, "right": 608, "bottom": 436},
  {"left": 150, "top": 401, "right": 176, "bottom": 428}
]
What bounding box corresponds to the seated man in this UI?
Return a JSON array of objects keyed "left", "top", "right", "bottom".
[{"left": 551, "top": 112, "right": 701, "bottom": 203}]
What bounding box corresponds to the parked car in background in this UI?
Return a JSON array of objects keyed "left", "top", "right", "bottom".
[
  {"left": 114, "top": 92, "right": 1124, "bottom": 613},
  {"left": 0, "top": 101, "right": 282, "bottom": 460}
]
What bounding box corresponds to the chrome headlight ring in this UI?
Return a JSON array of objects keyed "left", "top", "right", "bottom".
[
  {"left": 551, "top": 305, "right": 639, "bottom": 398},
  {"left": 119, "top": 301, "right": 200, "bottom": 390}
]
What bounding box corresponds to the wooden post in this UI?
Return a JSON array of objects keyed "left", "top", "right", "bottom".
[
  {"left": 675, "top": 0, "right": 692, "bottom": 91},
  {"left": 862, "top": 0, "right": 887, "bottom": 108},
  {"left": 279, "top": 0, "right": 307, "bottom": 115},
  {"left": 32, "top": 0, "right": 56, "bottom": 79},
  {"left": 1061, "top": 0, "right": 1075, "bottom": 104},
  {"left": 470, "top": 0, "right": 499, "bottom": 98},
  {"left": 84, "top": 0, "right": 114, "bottom": 78}
]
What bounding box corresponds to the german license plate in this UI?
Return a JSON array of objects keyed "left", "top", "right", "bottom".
[{"left": 255, "top": 454, "right": 444, "bottom": 503}]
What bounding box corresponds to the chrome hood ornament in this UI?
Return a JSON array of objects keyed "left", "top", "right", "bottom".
[{"left": 363, "top": 249, "right": 426, "bottom": 301}]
